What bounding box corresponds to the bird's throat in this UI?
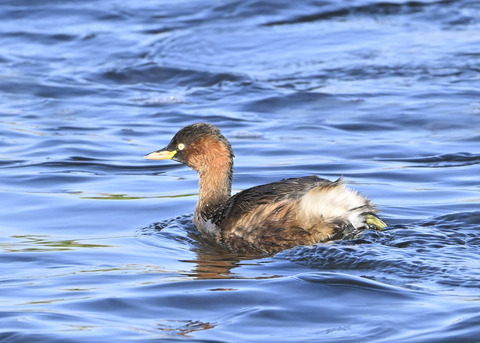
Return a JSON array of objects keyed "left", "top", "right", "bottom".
[{"left": 196, "top": 164, "right": 232, "bottom": 218}]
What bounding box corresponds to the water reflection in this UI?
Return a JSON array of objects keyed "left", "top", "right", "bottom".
[
  {"left": 1, "top": 235, "right": 113, "bottom": 252},
  {"left": 156, "top": 319, "right": 216, "bottom": 337},
  {"left": 184, "top": 246, "right": 264, "bottom": 280},
  {"left": 144, "top": 217, "right": 267, "bottom": 279}
]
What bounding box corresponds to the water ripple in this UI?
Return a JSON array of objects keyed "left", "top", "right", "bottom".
[
  {"left": 98, "top": 62, "right": 247, "bottom": 87},
  {"left": 381, "top": 152, "right": 480, "bottom": 167}
]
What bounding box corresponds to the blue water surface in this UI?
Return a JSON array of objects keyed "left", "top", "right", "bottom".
[{"left": 1, "top": 0, "right": 480, "bottom": 342}]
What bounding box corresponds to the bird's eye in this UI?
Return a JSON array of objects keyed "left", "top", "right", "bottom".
[{"left": 177, "top": 143, "right": 185, "bottom": 150}]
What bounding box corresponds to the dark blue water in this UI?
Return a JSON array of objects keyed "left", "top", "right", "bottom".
[{"left": 1, "top": 0, "right": 480, "bottom": 342}]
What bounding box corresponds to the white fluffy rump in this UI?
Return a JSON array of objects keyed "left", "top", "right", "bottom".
[{"left": 299, "top": 182, "right": 372, "bottom": 229}]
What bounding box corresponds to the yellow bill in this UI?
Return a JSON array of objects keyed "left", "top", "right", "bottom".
[{"left": 144, "top": 150, "right": 177, "bottom": 160}]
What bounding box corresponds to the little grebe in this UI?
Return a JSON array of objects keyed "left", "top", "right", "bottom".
[{"left": 145, "top": 123, "right": 386, "bottom": 254}]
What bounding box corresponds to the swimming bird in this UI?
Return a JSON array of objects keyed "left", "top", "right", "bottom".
[{"left": 145, "top": 123, "right": 385, "bottom": 254}]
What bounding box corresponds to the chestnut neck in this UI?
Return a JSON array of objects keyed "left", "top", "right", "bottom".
[
  {"left": 196, "top": 162, "right": 233, "bottom": 218},
  {"left": 190, "top": 136, "right": 234, "bottom": 218}
]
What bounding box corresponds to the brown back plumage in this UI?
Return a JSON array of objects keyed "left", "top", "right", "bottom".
[{"left": 210, "top": 176, "right": 344, "bottom": 253}]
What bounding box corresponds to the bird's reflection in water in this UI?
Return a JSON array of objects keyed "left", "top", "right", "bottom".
[
  {"left": 183, "top": 230, "right": 268, "bottom": 279},
  {"left": 144, "top": 214, "right": 268, "bottom": 280}
]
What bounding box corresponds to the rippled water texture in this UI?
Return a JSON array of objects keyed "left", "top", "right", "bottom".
[{"left": 1, "top": 0, "right": 480, "bottom": 342}]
